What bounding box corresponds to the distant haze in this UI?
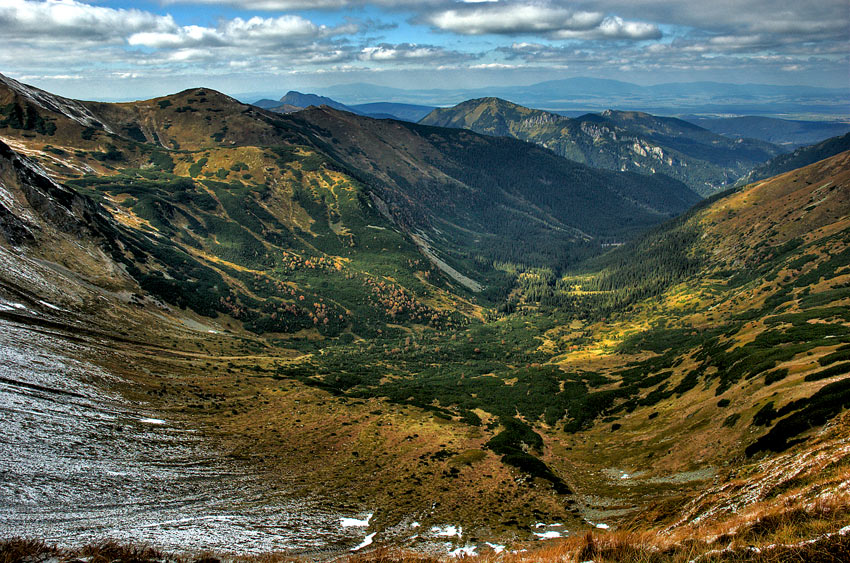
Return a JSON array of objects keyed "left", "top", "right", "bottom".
[{"left": 0, "top": 0, "right": 846, "bottom": 102}]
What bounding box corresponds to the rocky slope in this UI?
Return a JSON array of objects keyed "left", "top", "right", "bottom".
[{"left": 421, "top": 98, "right": 784, "bottom": 195}]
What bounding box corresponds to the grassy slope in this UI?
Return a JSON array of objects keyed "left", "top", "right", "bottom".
[{"left": 534, "top": 150, "right": 850, "bottom": 531}]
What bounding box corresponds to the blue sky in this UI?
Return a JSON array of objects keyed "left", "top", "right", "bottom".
[{"left": 0, "top": 0, "right": 847, "bottom": 100}]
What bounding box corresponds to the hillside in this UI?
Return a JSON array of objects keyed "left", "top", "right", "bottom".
[
  {"left": 684, "top": 115, "right": 850, "bottom": 148},
  {"left": 739, "top": 132, "right": 850, "bottom": 185},
  {"left": 279, "top": 106, "right": 700, "bottom": 280},
  {"left": 420, "top": 98, "right": 784, "bottom": 195},
  {"left": 0, "top": 76, "right": 697, "bottom": 290},
  {"left": 0, "top": 74, "right": 698, "bottom": 547},
  {"left": 1, "top": 74, "right": 849, "bottom": 557}
]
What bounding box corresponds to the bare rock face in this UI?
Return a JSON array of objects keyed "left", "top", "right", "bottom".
[{"left": 0, "top": 140, "right": 111, "bottom": 244}]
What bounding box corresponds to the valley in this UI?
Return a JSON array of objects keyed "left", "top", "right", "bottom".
[{"left": 0, "top": 73, "right": 849, "bottom": 561}]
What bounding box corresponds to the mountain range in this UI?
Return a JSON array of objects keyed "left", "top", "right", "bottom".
[
  {"left": 305, "top": 77, "right": 849, "bottom": 117},
  {"left": 420, "top": 98, "right": 783, "bottom": 195},
  {"left": 251, "top": 91, "right": 435, "bottom": 123},
  {"left": 2, "top": 72, "right": 850, "bottom": 558},
  {"left": 684, "top": 115, "right": 850, "bottom": 148},
  {"left": 738, "top": 132, "right": 850, "bottom": 185}
]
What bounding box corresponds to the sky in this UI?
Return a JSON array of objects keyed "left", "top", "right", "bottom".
[{"left": 0, "top": 0, "right": 848, "bottom": 101}]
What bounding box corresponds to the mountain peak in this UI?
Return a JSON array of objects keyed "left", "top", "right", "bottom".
[
  {"left": 279, "top": 91, "right": 356, "bottom": 113},
  {"left": 0, "top": 72, "right": 112, "bottom": 131}
]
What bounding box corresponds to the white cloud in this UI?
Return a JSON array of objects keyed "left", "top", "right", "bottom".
[
  {"left": 423, "top": 4, "right": 603, "bottom": 35},
  {"left": 468, "top": 62, "right": 520, "bottom": 69},
  {"left": 418, "top": 2, "right": 660, "bottom": 41},
  {"left": 0, "top": 0, "right": 846, "bottom": 96},
  {"left": 551, "top": 16, "right": 661, "bottom": 40},
  {"left": 162, "top": 0, "right": 438, "bottom": 9},
  {"left": 359, "top": 43, "right": 475, "bottom": 64},
  {"left": 0, "top": 0, "right": 176, "bottom": 41},
  {"left": 127, "top": 15, "right": 334, "bottom": 49}
]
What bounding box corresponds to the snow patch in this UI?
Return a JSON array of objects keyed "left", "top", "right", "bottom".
[
  {"left": 448, "top": 545, "right": 477, "bottom": 557},
  {"left": 431, "top": 525, "right": 462, "bottom": 538},
  {"left": 0, "top": 177, "right": 37, "bottom": 224},
  {"left": 534, "top": 531, "right": 562, "bottom": 540},
  {"left": 139, "top": 418, "right": 167, "bottom": 425},
  {"left": 38, "top": 300, "right": 61, "bottom": 311},
  {"left": 0, "top": 301, "right": 28, "bottom": 313},
  {"left": 485, "top": 542, "right": 505, "bottom": 553},
  {"left": 341, "top": 513, "right": 373, "bottom": 527},
  {"left": 0, "top": 73, "right": 115, "bottom": 132},
  {"left": 350, "top": 532, "right": 376, "bottom": 552}
]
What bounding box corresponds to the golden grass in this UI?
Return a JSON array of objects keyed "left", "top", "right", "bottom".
[{"left": 4, "top": 495, "right": 848, "bottom": 563}]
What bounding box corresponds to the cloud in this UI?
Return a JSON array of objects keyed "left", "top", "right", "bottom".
[
  {"left": 592, "top": 0, "right": 847, "bottom": 32},
  {"left": 419, "top": 2, "right": 660, "bottom": 42},
  {"left": 550, "top": 16, "right": 661, "bottom": 40},
  {"left": 498, "top": 42, "right": 611, "bottom": 65},
  {"left": 359, "top": 43, "right": 476, "bottom": 65},
  {"left": 0, "top": 0, "right": 846, "bottom": 96},
  {"left": 162, "top": 0, "right": 439, "bottom": 10},
  {"left": 127, "top": 15, "right": 342, "bottom": 49},
  {"left": 422, "top": 4, "right": 603, "bottom": 35},
  {"left": 0, "top": 0, "right": 175, "bottom": 41}
]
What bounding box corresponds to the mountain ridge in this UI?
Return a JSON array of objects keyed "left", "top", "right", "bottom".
[
  {"left": 738, "top": 132, "right": 850, "bottom": 185},
  {"left": 420, "top": 97, "right": 783, "bottom": 195}
]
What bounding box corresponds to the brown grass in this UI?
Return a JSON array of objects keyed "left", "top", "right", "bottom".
[
  {"left": 0, "top": 539, "right": 55, "bottom": 563},
  {"left": 2, "top": 484, "right": 847, "bottom": 563},
  {"left": 0, "top": 539, "right": 165, "bottom": 563},
  {"left": 4, "top": 522, "right": 848, "bottom": 563}
]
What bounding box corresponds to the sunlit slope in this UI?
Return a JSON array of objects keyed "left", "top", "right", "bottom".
[
  {"left": 275, "top": 150, "right": 850, "bottom": 535},
  {"left": 532, "top": 150, "right": 850, "bottom": 529}
]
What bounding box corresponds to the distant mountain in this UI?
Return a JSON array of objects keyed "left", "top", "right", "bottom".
[
  {"left": 420, "top": 97, "right": 783, "bottom": 195},
  {"left": 252, "top": 98, "right": 286, "bottom": 110},
  {"left": 278, "top": 91, "right": 360, "bottom": 114},
  {"left": 253, "top": 93, "right": 433, "bottom": 122},
  {"left": 738, "top": 132, "right": 850, "bottom": 185},
  {"left": 348, "top": 102, "right": 435, "bottom": 122},
  {"left": 318, "top": 82, "right": 418, "bottom": 103},
  {"left": 682, "top": 115, "right": 850, "bottom": 148},
  {"left": 315, "top": 78, "right": 849, "bottom": 117}
]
